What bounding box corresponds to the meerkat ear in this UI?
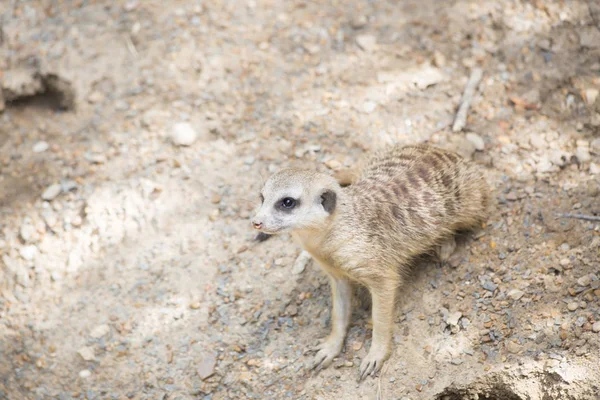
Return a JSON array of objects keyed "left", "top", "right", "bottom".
[{"left": 320, "top": 190, "right": 337, "bottom": 213}]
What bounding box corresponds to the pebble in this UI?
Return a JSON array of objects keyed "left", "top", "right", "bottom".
[
  {"left": 171, "top": 122, "right": 198, "bottom": 146},
  {"left": 482, "top": 281, "right": 497, "bottom": 292},
  {"left": 350, "top": 15, "right": 367, "bottom": 29},
  {"left": 355, "top": 34, "right": 377, "bottom": 52},
  {"left": 78, "top": 346, "right": 95, "bottom": 361},
  {"left": 20, "top": 245, "right": 39, "bottom": 261},
  {"left": 575, "top": 146, "right": 591, "bottom": 163},
  {"left": 446, "top": 311, "right": 462, "bottom": 327},
  {"left": 592, "top": 322, "right": 600, "bottom": 333},
  {"left": 198, "top": 353, "right": 217, "bottom": 380},
  {"left": 79, "top": 369, "right": 92, "bottom": 378},
  {"left": 466, "top": 133, "right": 485, "bottom": 151},
  {"left": 20, "top": 222, "right": 37, "bottom": 243},
  {"left": 508, "top": 289, "right": 525, "bottom": 301},
  {"left": 567, "top": 302, "right": 579, "bottom": 311},
  {"left": 33, "top": 141, "right": 49, "bottom": 153},
  {"left": 529, "top": 133, "right": 547, "bottom": 149},
  {"left": 292, "top": 251, "right": 311, "bottom": 275},
  {"left": 89, "top": 324, "right": 110, "bottom": 339},
  {"left": 590, "top": 163, "right": 600, "bottom": 175},
  {"left": 577, "top": 276, "right": 591, "bottom": 287},
  {"left": 591, "top": 138, "right": 600, "bottom": 152},
  {"left": 583, "top": 88, "right": 599, "bottom": 105},
  {"left": 190, "top": 301, "right": 201, "bottom": 309},
  {"left": 42, "top": 184, "right": 62, "bottom": 201},
  {"left": 506, "top": 341, "right": 522, "bottom": 354}
]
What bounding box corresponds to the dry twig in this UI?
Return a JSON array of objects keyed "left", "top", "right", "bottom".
[{"left": 452, "top": 68, "right": 483, "bottom": 132}]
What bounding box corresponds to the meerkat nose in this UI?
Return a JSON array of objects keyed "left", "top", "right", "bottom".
[{"left": 252, "top": 221, "right": 263, "bottom": 230}]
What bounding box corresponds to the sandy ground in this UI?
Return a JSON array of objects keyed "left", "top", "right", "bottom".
[{"left": 1, "top": 0, "right": 599, "bottom": 399}]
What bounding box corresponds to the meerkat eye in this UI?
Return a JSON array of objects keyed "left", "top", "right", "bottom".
[{"left": 281, "top": 197, "right": 296, "bottom": 209}]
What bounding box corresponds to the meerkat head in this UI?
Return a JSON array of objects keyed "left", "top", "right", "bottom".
[{"left": 252, "top": 169, "right": 340, "bottom": 234}]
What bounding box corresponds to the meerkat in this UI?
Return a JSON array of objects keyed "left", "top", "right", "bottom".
[{"left": 252, "top": 144, "right": 490, "bottom": 380}]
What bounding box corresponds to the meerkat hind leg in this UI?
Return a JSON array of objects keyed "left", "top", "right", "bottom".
[
  {"left": 437, "top": 236, "right": 457, "bottom": 267},
  {"left": 312, "top": 276, "right": 352, "bottom": 371}
]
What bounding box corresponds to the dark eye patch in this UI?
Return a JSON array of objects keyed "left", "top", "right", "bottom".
[{"left": 275, "top": 197, "right": 299, "bottom": 212}]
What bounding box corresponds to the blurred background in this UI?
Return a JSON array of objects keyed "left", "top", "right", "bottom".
[{"left": 0, "top": 1, "right": 599, "bottom": 399}]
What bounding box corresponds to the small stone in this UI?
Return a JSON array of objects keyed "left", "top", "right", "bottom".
[
  {"left": 362, "top": 101, "right": 377, "bottom": 113},
  {"left": 78, "top": 346, "right": 95, "bottom": 361},
  {"left": 190, "top": 301, "right": 201, "bottom": 310},
  {"left": 211, "top": 194, "right": 221, "bottom": 204},
  {"left": 356, "top": 35, "right": 377, "bottom": 52},
  {"left": 84, "top": 152, "right": 107, "bottom": 164},
  {"left": 530, "top": 134, "right": 547, "bottom": 149},
  {"left": 590, "top": 163, "right": 600, "bottom": 175},
  {"left": 350, "top": 15, "right": 367, "bottom": 29},
  {"left": 506, "top": 341, "right": 522, "bottom": 354},
  {"left": 198, "top": 353, "right": 217, "bottom": 380},
  {"left": 42, "top": 184, "right": 62, "bottom": 201},
  {"left": 567, "top": 302, "right": 579, "bottom": 311},
  {"left": 352, "top": 342, "right": 363, "bottom": 351},
  {"left": 90, "top": 324, "right": 110, "bottom": 339},
  {"left": 433, "top": 51, "right": 446, "bottom": 67},
  {"left": 591, "top": 138, "right": 600, "bottom": 152},
  {"left": 508, "top": 289, "right": 525, "bottom": 301},
  {"left": 466, "top": 133, "right": 485, "bottom": 151},
  {"left": 446, "top": 311, "right": 462, "bottom": 326},
  {"left": 87, "top": 91, "right": 104, "bottom": 104},
  {"left": 19, "top": 245, "right": 39, "bottom": 261},
  {"left": 482, "top": 281, "right": 497, "bottom": 292},
  {"left": 583, "top": 88, "right": 599, "bottom": 105},
  {"left": 20, "top": 222, "right": 37, "bottom": 243},
  {"left": 171, "top": 122, "right": 197, "bottom": 146},
  {"left": 577, "top": 276, "right": 591, "bottom": 287},
  {"left": 292, "top": 251, "right": 311, "bottom": 275},
  {"left": 79, "top": 369, "right": 92, "bottom": 378},
  {"left": 575, "top": 147, "right": 591, "bottom": 163},
  {"left": 325, "top": 159, "right": 342, "bottom": 170},
  {"left": 237, "top": 245, "right": 248, "bottom": 254},
  {"left": 33, "top": 141, "right": 49, "bottom": 153},
  {"left": 286, "top": 305, "right": 298, "bottom": 316},
  {"left": 560, "top": 258, "right": 571, "bottom": 267},
  {"left": 592, "top": 322, "right": 600, "bottom": 333}
]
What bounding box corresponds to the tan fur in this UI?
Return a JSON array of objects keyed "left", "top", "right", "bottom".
[{"left": 252, "top": 144, "right": 490, "bottom": 380}]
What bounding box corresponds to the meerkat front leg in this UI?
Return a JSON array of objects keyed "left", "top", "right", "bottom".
[
  {"left": 358, "top": 279, "right": 397, "bottom": 381},
  {"left": 311, "top": 275, "right": 352, "bottom": 371}
]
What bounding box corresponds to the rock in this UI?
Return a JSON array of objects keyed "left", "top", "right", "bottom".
[
  {"left": 87, "top": 91, "right": 104, "bottom": 104},
  {"left": 33, "top": 141, "right": 49, "bottom": 153},
  {"left": 466, "top": 133, "right": 485, "bottom": 151},
  {"left": 190, "top": 301, "right": 201, "bottom": 309},
  {"left": 292, "top": 251, "right": 311, "bottom": 274},
  {"left": 79, "top": 369, "right": 92, "bottom": 378},
  {"left": 592, "top": 322, "right": 600, "bottom": 333},
  {"left": 575, "top": 147, "right": 591, "bottom": 163},
  {"left": 77, "top": 346, "right": 95, "bottom": 361},
  {"left": 482, "top": 281, "right": 497, "bottom": 292},
  {"left": 583, "top": 88, "right": 599, "bottom": 106},
  {"left": 171, "top": 122, "right": 198, "bottom": 146},
  {"left": 89, "top": 324, "right": 110, "bottom": 339},
  {"left": 529, "top": 134, "right": 547, "bottom": 149},
  {"left": 567, "top": 302, "right": 579, "bottom": 311},
  {"left": 508, "top": 289, "right": 525, "bottom": 301},
  {"left": 84, "top": 152, "right": 107, "bottom": 164},
  {"left": 20, "top": 221, "right": 37, "bottom": 243},
  {"left": 433, "top": 51, "right": 446, "bottom": 67},
  {"left": 362, "top": 101, "right": 377, "bottom": 113},
  {"left": 591, "top": 138, "right": 600, "bottom": 152},
  {"left": 550, "top": 150, "right": 570, "bottom": 167},
  {"left": 42, "top": 184, "right": 62, "bottom": 201},
  {"left": 446, "top": 311, "right": 462, "bottom": 327},
  {"left": 577, "top": 276, "right": 591, "bottom": 287},
  {"left": 506, "top": 341, "right": 522, "bottom": 354},
  {"left": 20, "top": 245, "right": 39, "bottom": 261},
  {"left": 356, "top": 35, "right": 377, "bottom": 52},
  {"left": 536, "top": 156, "right": 553, "bottom": 173},
  {"left": 198, "top": 353, "right": 217, "bottom": 380},
  {"left": 590, "top": 163, "right": 600, "bottom": 175},
  {"left": 350, "top": 15, "right": 367, "bottom": 29}
]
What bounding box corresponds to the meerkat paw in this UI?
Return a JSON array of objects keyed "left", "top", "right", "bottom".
[
  {"left": 437, "top": 236, "right": 457, "bottom": 267},
  {"left": 310, "top": 338, "right": 343, "bottom": 372},
  {"left": 358, "top": 346, "right": 389, "bottom": 381}
]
